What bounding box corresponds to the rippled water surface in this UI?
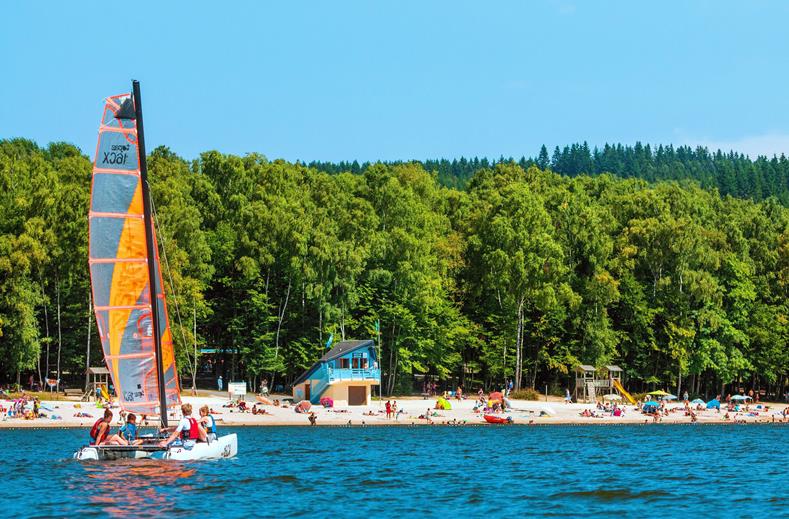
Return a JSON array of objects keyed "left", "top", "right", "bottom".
[{"left": 1, "top": 425, "right": 786, "bottom": 517}]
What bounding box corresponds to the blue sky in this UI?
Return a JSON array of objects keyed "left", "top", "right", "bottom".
[{"left": 3, "top": 1, "right": 789, "bottom": 162}]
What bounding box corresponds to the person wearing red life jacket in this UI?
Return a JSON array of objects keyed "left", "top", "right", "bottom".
[
  {"left": 89, "top": 408, "right": 128, "bottom": 445},
  {"left": 89, "top": 409, "right": 113, "bottom": 445},
  {"left": 159, "top": 403, "right": 207, "bottom": 446}
]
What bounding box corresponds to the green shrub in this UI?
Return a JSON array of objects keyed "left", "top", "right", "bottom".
[{"left": 509, "top": 388, "right": 541, "bottom": 400}]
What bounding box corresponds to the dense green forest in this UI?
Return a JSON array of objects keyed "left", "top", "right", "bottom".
[
  {"left": 310, "top": 142, "right": 789, "bottom": 205},
  {"left": 1, "top": 138, "right": 787, "bottom": 399}
]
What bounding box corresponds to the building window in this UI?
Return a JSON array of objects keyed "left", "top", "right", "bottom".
[{"left": 339, "top": 358, "right": 350, "bottom": 369}]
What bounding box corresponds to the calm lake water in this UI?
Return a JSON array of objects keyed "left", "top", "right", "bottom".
[{"left": 0, "top": 425, "right": 786, "bottom": 518}]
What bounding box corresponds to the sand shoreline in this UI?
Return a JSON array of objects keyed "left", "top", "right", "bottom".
[{"left": 2, "top": 394, "right": 786, "bottom": 430}]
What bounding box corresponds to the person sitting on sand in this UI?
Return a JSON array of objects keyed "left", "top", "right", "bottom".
[
  {"left": 159, "top": 403, "right": 207, "bottom": 446},
  {"left": 119, "top": 413, "right": 144, "bottom": 446},
  {"left": 252, "top": 404, "right": 269, "bottom": 416},
  {"left": 199, "top": 405, "right": 218, "bottom": 442}
]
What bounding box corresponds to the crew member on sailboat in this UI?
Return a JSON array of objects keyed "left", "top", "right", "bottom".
[
  {"left": 90, "top": 409, "right": 131, "bottom": 446},
  {"left": 159, "top": 403, "right": 206, "bottom": 446}
]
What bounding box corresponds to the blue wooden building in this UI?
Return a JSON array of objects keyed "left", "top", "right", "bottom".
[{"left": 292, "top": 339, "right": 380, "bottom": 406}]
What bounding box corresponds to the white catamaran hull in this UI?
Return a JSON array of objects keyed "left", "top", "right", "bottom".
[
  {"left": 164, "top": 433, "right": 238, "bottom": 460},
  {"left": 74, "top": 434, "right": 238, "bottom": 461},
  {"left": 74, "top": 446, "right": 157, "bottom": 461}
]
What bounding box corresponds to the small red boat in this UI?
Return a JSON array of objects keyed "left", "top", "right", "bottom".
[{"left": 484, "top": 414, "right": 513, "bottom": 424}]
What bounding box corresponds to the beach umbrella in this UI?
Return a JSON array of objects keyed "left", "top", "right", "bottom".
[
  {"left": 642, "top": 401, "right": 660, "bottom": 411},
  {"left": 603, "top": 394, "right": 622, "bottom": 401},
  {"left": 730, "top": 395, "right": 751, "bottom": 401},
  {"left": 691, "top": 399, "right": 706, "bottom": 405},
  {"left": 706, "top": 399, "right": 720, "bottom": 409},
  {"left": 661, "top": 394, "right": 678, "bottom": 401},
  {"left": 647, "top": 390, "right": 671, "bottom": 396}
]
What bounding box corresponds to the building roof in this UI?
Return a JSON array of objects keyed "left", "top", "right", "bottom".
[
  {"left": 88, "top": 366, "right": 110, "bottom": 375},
  {"left": 576, "top": 364, "right": 596, "bottom": 372},
  {"left": 319, "top": 339, "right": 375, "bottom": 362},
  {"left": 293, "top": 339, "right": 376, "bottom": 386},
  {"left": 606, "top": 365, "right": 623, "bottom": 372}
]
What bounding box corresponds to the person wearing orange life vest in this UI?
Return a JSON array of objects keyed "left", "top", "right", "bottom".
[{"left": 159, "top": 403, "right": 207, "bottom": 446}]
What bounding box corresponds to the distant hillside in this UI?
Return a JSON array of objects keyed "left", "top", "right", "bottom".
[{"left": 308, "top": 142, "right": 789, "bottom": 204}]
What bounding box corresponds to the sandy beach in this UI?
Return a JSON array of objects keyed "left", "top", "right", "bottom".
[{"left": 2, "top": 393, "right": 787, "bottom": 429}]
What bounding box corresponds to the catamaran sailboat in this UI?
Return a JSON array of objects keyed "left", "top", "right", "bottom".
[{"left": 74, "top": 81, "right": 237, "bottom": 461}]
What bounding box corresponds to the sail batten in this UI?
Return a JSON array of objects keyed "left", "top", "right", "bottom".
[{"left": 89, "top": 92, "right": 181, "bottom": 416}]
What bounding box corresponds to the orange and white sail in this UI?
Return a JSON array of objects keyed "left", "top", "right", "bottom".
[{"left": 88, "top": 93, "right": 180, "bottom": 415}]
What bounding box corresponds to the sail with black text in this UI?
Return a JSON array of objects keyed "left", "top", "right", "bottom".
[{"left": 88, "top": 93, "right": 181, "bottom": 415}]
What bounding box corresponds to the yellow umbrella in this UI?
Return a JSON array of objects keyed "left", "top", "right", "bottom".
[{"left": 647, "top": 390, "right": 671, "bottom": 396}]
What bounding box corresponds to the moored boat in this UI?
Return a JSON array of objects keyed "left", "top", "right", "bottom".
[{"left": 484, "top": 414, "right": 513, "bottom": 424}]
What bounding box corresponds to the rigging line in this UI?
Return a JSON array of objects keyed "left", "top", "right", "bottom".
[{"left": 149, "top": 194, "right": 190, "bottom": 359}]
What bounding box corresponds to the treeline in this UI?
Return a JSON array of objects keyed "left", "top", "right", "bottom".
[
  {"left": 309, "top": 142, "right": 789, "bottom": 204},
  {"left": 1, "top": 138, "right": 787, "bottom": 399}
]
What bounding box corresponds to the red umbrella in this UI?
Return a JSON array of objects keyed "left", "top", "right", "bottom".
[
  {"left": 295, "top": 400, "right": 312, "bottom": 413},
  {"left": 489, "top": 392, "right": 503, "bottom": 402}
]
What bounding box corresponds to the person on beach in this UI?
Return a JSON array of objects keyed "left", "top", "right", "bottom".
[
  {"left": 385, "top": 400, "right": 392, "bottom": 419},
  {"left": 199, "top": 405, "right": 218, "bottom": 442},
  {"left": 565, "top": 388, "right": 572, "bottom": 404},
  {"left": 308, "top": 412, "right": 317, "bottom": 426},
  {"left": 217, "top": 375, "right": 223, "bottom": 392},
  {"left": 159, "top": 403, "right": 206, "bottom": 446},
  {"left": 119, "top": 413, "right": 144, "bottom": 446},
  {"left": 392, "top": 401, "right": 398, "bottom": 420}
]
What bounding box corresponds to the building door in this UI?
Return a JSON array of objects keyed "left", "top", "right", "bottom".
[
  {"left": 348, "top": 386, "right": 366, "bottom": 406},
  {"left": 305, "top": 384, "right": 311, "bottom": 401}
]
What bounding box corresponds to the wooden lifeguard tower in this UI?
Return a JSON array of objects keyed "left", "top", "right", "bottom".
[
  {"left": 575, "top": 364, "right": 627, "bottom": 403},
  {"left": 87, "top": 366, "right": 111, "bottom": 401},
  {"left": 574, "top": 365, "right": 598, "bottom": 402},
  {"left": 606, "top": 365, "right": 623, "bottom": 385}
]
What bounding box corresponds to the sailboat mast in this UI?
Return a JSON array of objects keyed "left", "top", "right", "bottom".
[{"left": 132, "top": 80, "right": 170, "bottom": 428}]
